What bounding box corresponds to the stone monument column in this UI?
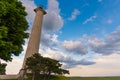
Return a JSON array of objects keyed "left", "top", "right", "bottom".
[{"left": 22, "top": 6, "right": 46, "bottom": 70}]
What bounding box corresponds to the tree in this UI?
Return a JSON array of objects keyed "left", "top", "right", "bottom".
[
  {"left": 25, "top": 53, "right": 69, "bottom": 80},
  {"left": 25, "top": 53, "right": 43, "bottom": 80},
  {"left": 43, "top": 57, "right": 69, "bottom": 77},
  {"left": 0, "top": 0, "right": 29, "bottom": 61},
  {"left": 0, "top": 61, "right": 7, "bottom": 75}
]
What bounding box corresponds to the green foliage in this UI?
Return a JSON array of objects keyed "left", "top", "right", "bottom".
[
  {"left": 23, "top": 76, "right": 71, "bottom": 80},
  {"left": 25, "top": 53, "right": 69, "bottom": 80},
  {"left": 0, "top": 62, "right": 7, "bottom": 74},
  {"left": 0, "top": 0, "right": 29, "bottom": 61}
]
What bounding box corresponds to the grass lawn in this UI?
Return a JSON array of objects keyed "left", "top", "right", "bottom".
[{"left": 70, "top": 77, "right": 120, "bottom": 80}]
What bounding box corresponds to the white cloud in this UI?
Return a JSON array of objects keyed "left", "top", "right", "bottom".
[
  {"left": 83, "top": 15, "right": 97, "bottom": 24},
  {"left": 20, "top": 0, "right": 36, "bottom": 22},
  {"left": 107, "top": 19, "right": 113, "bottom": 24},
  {"left": 40, "top": 48, "right": 95, "bottom": 69},
  {"left": 47, "top": 0, "right": 60, "bottom": 14},
  {"left": 41, "top": 33, "right": 51, "bottom": 47},
  {"left": 68, "top": 9, "right": 80, "bottom": 21},
  {"left": 89, "top": 38, "right": 106, "bottom": 48},
  {"left": 40, "top": 47, "right": 66, "bottom": 59},
  {"left": 69, "top": 54, "right": 120, "bottom": 76},
  {"left": 89, "top": 26, "right": 120, "bottom": 55},
  {"left": 43, "top": 0, "right": 64, "bottom": 32},
  {"left": 62, "top": 40, "right": 88, "bottom": 55},
  {"left": 40, "top": 33, "right": 59, "bottom": 47},
  {"left": 51, "top": 34, "right": 58, "bottom": 42}
]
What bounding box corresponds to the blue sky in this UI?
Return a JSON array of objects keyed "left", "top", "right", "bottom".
[
  {"left": 5, "top": 0, "right": 120, "bottom": 76},
  {"left": 33, "top": 0, "right": 120, "bottom": 41}
]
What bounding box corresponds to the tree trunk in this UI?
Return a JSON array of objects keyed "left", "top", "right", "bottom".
[
  {"left": 32, "top": 72, "right": 35, "bottom": 80},
  {"left": 48, "top": 71, "right": 51, "bottom": 79}
]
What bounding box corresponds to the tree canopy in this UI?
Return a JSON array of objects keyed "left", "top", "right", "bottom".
[
  {"left": 25, "top": 53, "right": 69, "bottom": 80},
  {"left": 0, "top": 0, "right": 29, "bottom": 61},
  {"left": 0, "top": 62, "right": 7, "bottom": 75}
]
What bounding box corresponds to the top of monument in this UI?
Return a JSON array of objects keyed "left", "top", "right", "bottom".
[{"left": 34, "top": 6, "right": 47, "bottom": 15}]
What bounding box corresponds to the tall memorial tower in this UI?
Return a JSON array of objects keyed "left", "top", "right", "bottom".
[{"left": 21, "top": 6, "right": 46, "bottom": 74}]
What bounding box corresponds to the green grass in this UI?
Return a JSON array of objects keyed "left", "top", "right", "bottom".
[
  {"left": 3, "top": 76, "right": 70, "bottom": 80},
  {"left": 70, "top": 77, "right": 120, "bottom": 80},
  {"left": 51, "top": 76, "right": 71, "bottom": 80}
]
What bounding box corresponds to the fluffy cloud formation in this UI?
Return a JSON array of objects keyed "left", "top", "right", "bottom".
[
  {"left": 62, "top": 40, "right": 88, "bottom": 55},
  {"left": 60, "top": 57, "right": 95, "bottom": 69},
  {"left": 68, "top": 9, "right": 80, "bottom": 21},
  {"left": 21, "top": 0, "right": 63, "bottom": 32},
  {"left": 41, "top": 48, "right": 95, "bottom": 69},
  {"left": 40, "top": 33, "right": 58, "bottom": 47},
  {"left": 62, "top": 26, "right": 120, "bottom": 56},
  {"left": 83, "top": 15, "right": 97, "bottom": 24},
  {"left": 69, "top": 53, "right": 120, "bottom": 76},
  {"left": 89, "top": 26, "right": 120, "bottom": 55},
  {"left": 20, "top": 0, "right": 36, "bottom": 22},
  {"left": 43, "top": 0, "right": 63, "bottom": 32}
]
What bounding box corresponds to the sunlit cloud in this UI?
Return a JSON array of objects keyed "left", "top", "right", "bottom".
[
  {"left": 83, "top": 15, "right": 97, "bottom": 24},
  {"left": 89, "top": 26, "right": 120, "bottom": 55},
  {"left": 43, "top": 0, "right": 63, "bottom": 32},
  {"left": 68, "top": 9, "right": 80, "bottom": 21}
]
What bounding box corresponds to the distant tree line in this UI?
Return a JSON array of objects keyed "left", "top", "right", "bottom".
[{"left": 25, "top": 53, "right": 69, "bottom": 80}]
